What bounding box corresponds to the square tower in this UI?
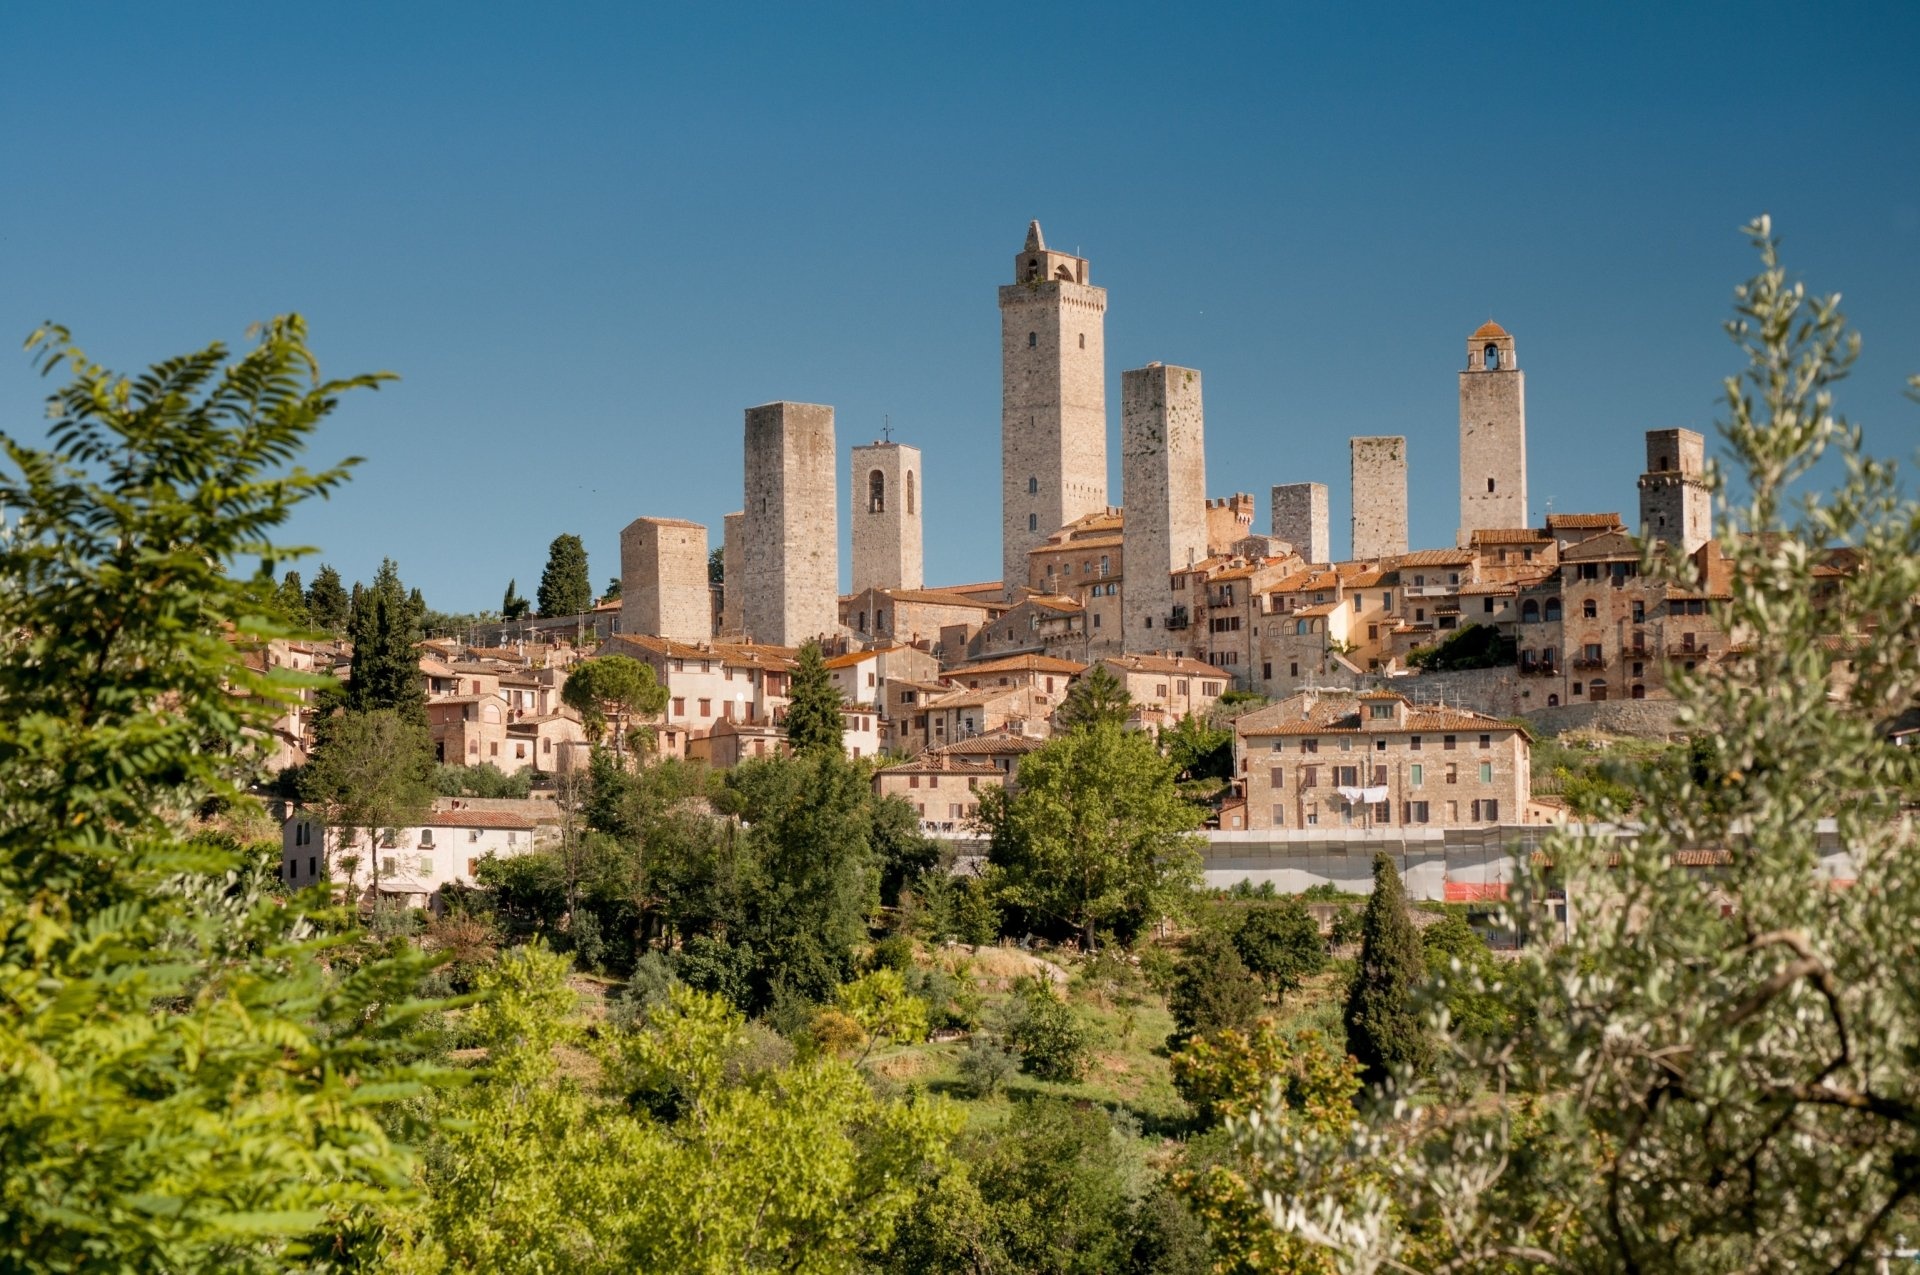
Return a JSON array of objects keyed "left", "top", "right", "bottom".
[
  {"left": 620, "top": 517, "right": 710, "bottom": 643},
  {"left": 1121, "top": 363, "right": 1208, "bottom": 652},
  {"left": 1638, "top": 428, "right": 1712, "bottom": 553},
  {"left": 741, "top": 401, "right": 838, "bottom": 646},
  {"left": 1270, "top": 482, "right": 1329, "bottom": 564},
  {"left": 1458, "top": 320, "right": 1529, "bottom": 544},
  {"left": 720, "top": 510, "right": 744, "bottom": 636},
  {"left": 1350, "top": 436, "right": 1409, "bottom": 560},
  {"left": 851, "top": 441, "right": 924, "bottom": 593},
  {"left": 1001, "top": 220, "right": 1108, "bottom": 598}
]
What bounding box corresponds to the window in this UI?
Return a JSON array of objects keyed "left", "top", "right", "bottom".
[
  {"left": 1410, "top": 763, "right": 1423, "bottom": 786},
  {"left": 1368, "top": 702, "right": 1392, "bottom": 719},
  {"left": 1443, "top": 734, "right": 1457, "bottom": 750},
  {"left": 1079, "top": 332, "right": 1086, "bottom": 349},
  {"left": 1374, "top": 738, "right": 1387, "bottom": 752},
  {"left": 698, "top": 698, "right": 711, "bottom": 716},
  {"left": 1269, "top": 768, "right": 1284, "bottom": 789},
  {"left": 308, "top": 855, "right": 317, "bottom": 879},
  {"left": 1028, "top": 475, "right": 1038, "bottom": 495},
  {"left": 1544, "top": 598, "right": 1563, "bottom": 622},
  {"left": 1408, "top": 800, "right": 1430, "bottom": 823},
  {"left": 1485, "top": 343, "right": 1500, "bottom": 369},
  {"left": 515, "top": 742, "right": 527, "bottom": 759},
  {"left": 1487, "top": 477, "right": 1497, "bottom": 493},
  {"left": 1445, "top": 763, "right": 1458, "bottom": 784},
  {"left": 1028, "top": 331, "right": 1037, "bottom": 347},
  {"left": 489, "top": 741, "right": 499, "bottom": 756},
  {"left": 1582, "top": 598, "right": 1597, "bottom": 619},
  {"left": 1632, "top": 600, "right": 1645, "bottom": 622},
  {"left": 1302, "top": 765, "right": 1318, "bottom": 788},
  {"left": 417, "top": 854, "right": 433, "bottom": 875},
  {"left": 1301, "top": 738, "right": 1319, "bottom": 754},
  {"left": 1410, "top": 735, "right": 1422, "bottom": 751},
  {"left": 1480, "top": 761, "right": 1493, "bottom": 784},
  {"left": 1262, "top": 662, "right": 1272, "bottom": 679},
  {"left": 1335, "top": 765, "right": 1359, "bottom": 787},
  {"left": 1290, "top": 663, "right": 1299, "bottom": 677},
  {"left": 906, "top": 470, "right": 916, "bottom": 514},
  {"left": 868, "top": 469, "right": 885, "bottom": 513},
  {"left": 1522, "top": 598, "right": 1540, "bottom": 622},
  {"left": 1028, "top": 514, "right": 1038, "bottom": 532}
]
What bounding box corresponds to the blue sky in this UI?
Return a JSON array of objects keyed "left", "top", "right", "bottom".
[{"left": 2, "top": 2, "right": 1916, "bottom": 611}]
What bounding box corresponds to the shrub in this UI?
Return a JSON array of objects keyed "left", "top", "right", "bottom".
[
  {"left": 1232, "top": 897, "right": 1326, "bottom": 996},
  {"left": 607, "top": 950, "right": 680, "bottom": 1032},
  {"left": 1168, "top": 930, "right": 1265, "bottom": 1045},
  {"left": 957, "top": 1033, "right": 1019, "bottom": 1098},
  {"left": 868, "top": 932, "right": 914, "bottom": 973},
  {"left": 999, "top": 976, "right": 1090, "bottom": 1083}
]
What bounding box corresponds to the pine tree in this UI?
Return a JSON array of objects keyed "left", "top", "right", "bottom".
[
  {"left": 782, "top": 640, "right": 844, "bottom": 757},
  {"left": 536, "top": 533, "right": 591, "bottom": 617},
  {"left": 603, "top": 574, "right": 622, "bottom": 601},
  {"left": 306, "top": 562, "right": 350, "bottom": 632},
  {"left": 274, "top": 569, "right": 310, "bottom": 628},
  {"left": 1343, "top": 852, "right": 1431, "bottom": 1088},
  {"left": 502, "top": 578, "right": 530, "bottom": 621},
  {"left": 1055, "top": 662, "right": 1132, "bottom": 732},
  {"left": 345, "top": 558, "right": 425, "bottom": 724}
]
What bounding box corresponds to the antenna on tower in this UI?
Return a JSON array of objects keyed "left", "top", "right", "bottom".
[{"left": 882, "top": 415, "right": 892, "bottom": 443}]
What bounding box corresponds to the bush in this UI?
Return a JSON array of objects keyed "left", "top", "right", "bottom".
[
  {"left": 868, "top": 933, "right": 914, "bottom": 973},
  {"left": 999, "top": 976, "right": 1090, "bottom": 1083},
  {"left": 607, "top": 950, "right": 680, "bottom": 1032},
  {"left": 1232, "top": 897, "right": 1326, "bottom": 996},
  {"left": 1167, "top": 931, "right": 1265, "bottom": 1045},
  {"left": 567, "top": 908, "right": 605, "bottom": 974},
  {"left": 676, "top": 933, "right": 755, "bottom": 1011},
  {"left": 433, "top": 761, "right": 534, "bottom": 798},
  {"left": 957, "top": 1033, "right": 1019, "bottom": 1098}
]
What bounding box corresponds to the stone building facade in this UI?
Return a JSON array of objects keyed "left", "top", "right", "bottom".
[
  {"left": 619, "top": 516, "right": 710, "bottom": 643},
  {"left": 720, "top": 511, "right": 744, "bottom": 636},
  {"left": 851, "top": 440, "right": 923, "bottom": 593},
  {"left": 741, "top": 401, "right": 838, "bottom": 646},
  {"left": 1001, "top": 221, "right": 1108, "bottom": 596},
  {"left": 1204, "top": 493, "right": 1256, "bottom": 556},
  {"left": 1271, "top": 481, "right": 1329, "bottom": 564},
  {"left": 1638, "top": 427, "right": 1712, "bottom": 553},
  {"left": 1350, "top": 435, "right": 1409, "bottom": 559},
  {"left": 1121, "top": 363, "right": 1208, "bottom": 653},
  {"left": 1458, "top": 320, "right": 1529, "bottom": 544}
]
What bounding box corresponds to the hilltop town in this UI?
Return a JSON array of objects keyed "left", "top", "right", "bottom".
[{"left": 264, "top": 220, "right": 1872, "bottom": 908}]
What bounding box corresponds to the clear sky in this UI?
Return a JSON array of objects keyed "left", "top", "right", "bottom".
[{"left": 3, "top": 2, "right": 1916, "bottom": 611}]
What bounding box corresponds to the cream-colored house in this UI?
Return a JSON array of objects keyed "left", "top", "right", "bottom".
[
  {"left": 1098, "top": 653, "right": 1226, "bottom": 732},
  {"left": 280, "top": 803, "right": 554, "bottom": 908},
  {"left": 872, "top": 756, "right": 1003, "bottom": 837}
]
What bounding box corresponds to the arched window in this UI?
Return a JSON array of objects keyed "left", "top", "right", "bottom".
[
  {"left": 1025, "top": 258, "right": 1039, "bottom": 281},
  {"left": 868, "top": 469, "right": 885, "bottom": 513},
  {"left": 1485, "top": 343, "right": 1501, "bottom": 370},
  {"left": 1582, "top": 598, "right": 1597, "bottom": 619},
  {"left": 905, "top": 470, "right": 916, "bottom": 515},
  {"left": 1078, "top": 333, "right": 1086, "bottom": 349},
  {"left": 1055, "top": 264, "right": 1073, "bottom": 281},
  {"left": 1544, "top": 598, "right": 1563, "bottom": 623},
  {"left": 1547, "top": 693, "right": 1560, "bottom": 707},
  {"left": 1296, "top": 619, "right": 1309, "bottom": 635},
  {"left": 1028, "top": 513, "right": 1037, "bottom": 532},
  {"left": 1521, "top": 598, "right": 1540, "bottom": 623},
  {"left": 1028, "top": 476, "right": 1038, "bottom": 495}
]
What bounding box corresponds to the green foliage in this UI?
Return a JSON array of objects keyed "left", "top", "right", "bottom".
[
  {"left": 1232, "top": 896, "right": 1327, "bottom": 996},
  {"left": 432, "top": 761, "right": 534, "bottom": 798},
  {"left": 998, "top": 975, "right": 1091, "bottom": 1083},
  {"left": 1171, "top": 1018, "right": 1338, "bottom": 1127},
  {"left": 299, "top": 708, "right": 435, "bottom": 896},
  {"left": 1163, "top": 711, "right": 1233, "bottom": 782},
  {"left": 982, "top": 721, "right": 1202, "bottom": 947},
  {"left": 783, "top": 639, "right": 845, "bottom": 757},
  {"left": 273, "top": 568, "right": 311, "bottom": 628},
  {"left": 1055, "top": 661, "right": 1133, "bottom": 732},
  {"left": 1168, "top": 930, "right": 1265, "bottom": 1045},
  {"left": 1404, "top": 620, "right": 1516, "bottom": 671},
  {"left": 501, "top": 576, "right": 530, "bottom": 621},
  {"left": 305, "top": 562, "right": 351, "bottom": 632},
  {"left": 1418, "top": 912, "right": 1513, "bottom": 1041},
  {"left": 0, "top": 316, "right": 453, "bottom": 1270},
  {"left": 708, "top": 545, "right": 725, "bottom": 585},
  {"left": 536, "top": 532, "right": 591, "bottom": 617},
  {"left": 834, "top": 967, "right": 931, "bottom": 1054},
  {"left": 345, "top": 557, "right": 426, "bottom": 721},
  {"left": 602, "top": 573, "right": 621, "bottom": 601},
  {"left": 1342, "top": 853, "right": 1431, "bottom": 1088},
  {"left": 561, "top": 653, "right": 668, "bottom": 753},
  {"left": 957, "top": 1032, "right": 1019, "bottom": 1098}
]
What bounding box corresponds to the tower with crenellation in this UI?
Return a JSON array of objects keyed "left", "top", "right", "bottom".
[
  {"left": 1001, "top": 220, "right": 1107, "bottom": 597},
  {"left": 1638, "top": 428, "right": 1711, "bottom": 554}
]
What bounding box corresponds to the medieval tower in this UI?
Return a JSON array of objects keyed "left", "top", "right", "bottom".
[
  {"left": 719, "top": 510, "right": 744, "bottom": 636},
  {"left": 1638, "top": 428, "right": 1712, "bottom": 554},
  {"left": 1000, "top": 220, "right": 1107, "bottom": 597},
  {"left": 1350, "top": 436, "right": 1409, "bottom": 559},
  {"left": 619, "top": 516, "right": 710, "bottom": 643},
  {"left": 741, "top": 401, "right": 838, "bottom": 646},
  {"left": 1458, "top": 320, "right": 1529, "bottom": 544},
  {"left": 1120, "top": 363, "right": 1208, "bottom": 652},
  {"left": 1270, "top": 482, "right": 1329, "bottom": 564},
  {"left": 851, "top": 439, "right": 924, "bottom": 593}
]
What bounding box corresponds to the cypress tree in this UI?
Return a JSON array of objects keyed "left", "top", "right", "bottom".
[
  {"left": 782, "top": 640, "right": 843, "bottom": 757},
  {"left": 1343, "top": 852, "right": 1432, "bottom": 1087},
  {"left": 501, "top": 578, "right": 530, "bottom": 620},
  {"left": 345, "top": 558, "right": 425, "bottom": 724},
  {"left": 306, "top": 563, "right": 350, "bottom": 633},
  {"left": 274, "top": 569, "right": 310, "bottom": 628},
  {"left": 537, "top": 533, "right": 591, "bottom": 617}
]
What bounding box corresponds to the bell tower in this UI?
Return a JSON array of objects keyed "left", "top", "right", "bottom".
[
  {"left": 1457, "top": 320, "right": 1529, "bottom": 545},
  {"left": 1000, "top": 220, "right": 1107, "bottom": 597}
]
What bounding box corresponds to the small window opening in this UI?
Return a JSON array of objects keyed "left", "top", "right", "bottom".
[
  {"left": 867, "top": 469, "right": 885, "bottom": 513},
  {"left": 1487, "top": 477, "right": 1497, "bottom": 493},
  {"left": 1484, "top": 343, "right": 1501, "bottom": 370},
  {"left": 905, "top": 470, "right": 916, "bottom": 515},
  {"left": 1028, "top": 331, "right": 1037, "bottom": 348}
]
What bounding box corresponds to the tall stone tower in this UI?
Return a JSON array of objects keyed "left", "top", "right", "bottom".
[
  {"left": 1350, "top": 436, "right": 1409, "bottom": 560},
  {"left": 620, "top": 517, "right": 710, "bottom": 642},
  {"left": 741, "top": 402, "right": 838, "bottom": 647},
  {"left": 1458, "top": 320, "right": 1529, "bottom": 544},
  {"left": 1121, "top": 363, "right": 1208, "bottom": 651},
  {"left": 719, "top": 510, "right": 744, "bottom": 635},
  {"left": 850, "top": 440, "right": 923, "bottom": 593},
  {"left": 1271, "top": 482, "right": 1329, "bottom": 564},
  {"left": 1638, "top": 428, "right": 1712, "bottom": 553},
  {"left": 1000, "top": 220, "right": 1107, "bottom": 597}
]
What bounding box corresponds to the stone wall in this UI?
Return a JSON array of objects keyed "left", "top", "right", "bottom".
[
  {"left": 1000, "top": 225, "right": 1107, "bottom": 596},
  {"left": 1120, "top": 363, "right": 1207, "bottom": 654},
  {"left": 619, "top": 516, "right": 710, "bottom": 643},
  {"left": 1350, "top": 435, "right": 1408, "bottom": 559},
  {"left": 741, "top": 402, "right": 838, "bottom": 647},
  {"left": 1525, "top": 697, "right": 1683, "bottom": 739},
  {"left": 1458, "top": 328, "right": 1529, "bottom": 543},
  {"left": 720, "top": 511, "right": 744, "bottom": 636},
  {"left": 1271, "top": 481, "right": 1329, "bottom": 564},
  {"left": 850, "top": 441, "right": 923, "bottom": 593}
]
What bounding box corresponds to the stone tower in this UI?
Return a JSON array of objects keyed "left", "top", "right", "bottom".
[
  {"left": 620, "top": 517, "right": 710, "bottom": 642},
  {"left": 1458, "top": 320, "right": 1529, "bottom": 544},
  {"left": 1121, "top": 363, "right": 1208, "bottom": 652},
  {"left": 1270, "top": 482, "right": 1329, "bottom": 564},
  {"left": 1001, "top": 220, "right": 1108, "bottom": 597},
  {"left": 850, "top": 440, "right": 923, "bottom": 593},
  {"left": 1638, "top": 428, "right": 1711, "bottom": 553},
  {"left": 741, "top": 401, "right": 838, "bottom": 647},
  {"left": 719, "top": 510, "right": 744, "bottom": 635},
  {"left": 1350, "top": 436, "right": 1409, "bottom": 560}
]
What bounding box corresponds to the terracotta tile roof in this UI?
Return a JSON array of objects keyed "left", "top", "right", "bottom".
[
  {"left": 1037, "top": 534, "right": 1122, "bottom": 552},
  {"left": 420, "top": 810, "right": 540, "bottom": 830},
  {"left": 1470, "top": 527, "right": 1552, "bottom": 544},
  {"left": 1234, "top": 691, "right": 1527, "bottom": 739},
  {"left": 419, "top": 657, "right": 458, "bottom": 678},
  {"left": 1559, "top": 530, "right": 1640, "bottom": 561},
  {"left": 1472, "top": 320, "right": 1509, "bottom": 340},
  {"left": 1180, "top": 555, "right": 1237, "bottom": 575},
  {"left": 927, "top": 686, "right": 1024, "bottom": 710},
  {"left": 951, "top": 653, "right": 1087, "bottom": 677},
  {"left": 1455, "top": 582, "right": 1518, "bottom": 596},
  {"left": 1344, "top": 569, "right": 1389, "bottom": 588},
  {"left": 876, "top": 588, "right": 1006, "bottom": 610},
  {"left": 927, "top": 732, "right": 1046, "bottom": 756},
  {"left": 877, "top": 759, "right": 1005, "bottom": 777},
  {"left": 1024, "top": 595, "right": 1084, "bottom": 614},
  {"left": 429, "top": 693, "right": 505, "bottom": 706},
  {"left": 1547, "top": 512, "right": 1626, "bottom": 531},
  {"left": 607, "top": 634, "right": 799, "bottom": 671},
  {"left": 1102, "top": 653, "right": 1221, "bottom": 678},
  {"left": 1392, "top": 549, "right": 1477, "bottom": 568},
  {"left": 822, "top": 650, "right": 878, "bottom": 669},
  {"left": 1266, "top": 568, "right": 1340, "bottom": 594},
  {"left": 933, "top": 580, "right": 1006, "bottom": 597},
  {"left": 1294, "top": 601, "right": 1343, "bottom": 617}
]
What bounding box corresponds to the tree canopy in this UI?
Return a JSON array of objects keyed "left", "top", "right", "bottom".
[
  {"left": 538, "top": 532, "right": 591, "bottom": 617},
  {"left": 1055, "top": 662, "right": 1132, "bottom": 733},
  {"left": 782, "top": 640, "right": 844, "bottom": 757},
  {"left": 562, "top": 653, "right": 669, "bottom": 756},
  {"left": 305, "top": 562, "right": 350, "bottom": 632}
]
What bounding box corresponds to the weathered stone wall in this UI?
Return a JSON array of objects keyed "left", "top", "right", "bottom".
[
  {"left": 850, "top": 441, "right": 923, "bottom": 593},
  {"left": 1525, "top": 697, "right": 1683, "bottom": 739},
  {"left": 1000, "top": 224, "right": 1107, "bottom": 596},
  {"left": 1271, "top": 481, "right": 1329, "bottom": 564},
  {"left": 1378, "top": 666, "right": 1526, "bottom": 718},
  {"left": 1638, "top": 427, "right": 1711, "bottom": 552},
  {"left": 1458, "top": 329, "right": 1529, "bottom": 543},
  {"left": 1350, "top": 436, "right": 1409, "bottom": 559},
  {"left": 1121, "top": 363, "right": 1207, "bottom": 654},
  {"left": 741, "top": 402, "right": 838, "bottom": 647},
  {"left": 720, "top": 511, "right": 744, "bottom": 636},
  {"left": 619, "top": 516, "right": 710, "bottom": 643}
]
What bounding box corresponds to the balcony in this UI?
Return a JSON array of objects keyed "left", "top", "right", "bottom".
[
  {"left": 1571, "top": 655, "right": 1607, "bottom": 671},
  {"left": 1667, "top": 643, "right": 1710, "bottom": 659},
  {"left": 1404, "top": 584, "right": 1454, "bottom": 598},
  {"left": 1519, "top": 661, "right": 1559, "bottom": 677},
  {"left": 1164, "top": 607, "right": 1190, "bottom": 631}
]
